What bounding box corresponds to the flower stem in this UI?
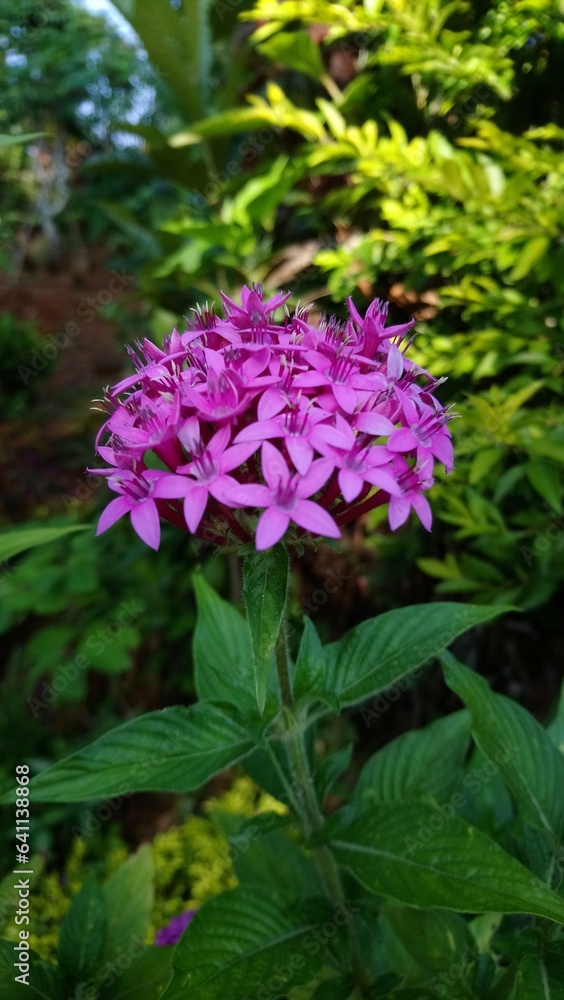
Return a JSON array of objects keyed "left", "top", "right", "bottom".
[
  {"left": 275, "top": 625, "right": 294, "bottom": 709},
  {"left": 275, "top": 620, "right": 372, "bottom": 994}
]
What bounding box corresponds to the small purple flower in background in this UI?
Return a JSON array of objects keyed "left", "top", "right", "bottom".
[
  {"left": 92, "top": 284, "right": 454, "bottom": 551},
  {"left": 155, "top": 909, "right": 197, "bottom": 946}
]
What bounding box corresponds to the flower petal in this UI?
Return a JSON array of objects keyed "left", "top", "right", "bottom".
[
  {"left": 96, "top": 496, "right": 131, "bottom": 536},
  {"left": 292, "top": 500, "right": 340, "bottom": 539},
  {"left": 332, "top": 383, "right": 357, "bottom": 414},
  {"left": 256, "top": 508, "right": 290, "bottom": 551},
  {"left": 387, "top": 427, "right": 417, "bottom": 453},
  {"left": 130, "top": 500, "right": 161, "bottom": 550},
  {"left": 183, "top": 485, "right": 209, "bottom": 533},
  {"left": 261, "top": 441, "right": 290, "bottom": 489},
  {"left": 154, "top": 475, "right": 193, "bottom": 499},
  {"left": 229, "top": 483, "right": 270, "bottom": 508},
  {"left": 354, "top": 412, "right": 395, "bottom": 437},
  {"left": 388, "top": 497, "right": 410, "bottom": 531},
  {"left": 221, "top": 441, "right": 261, "bottom": 472},
  {"left": 297, "top": 458, "right": 334, "bottom": 498},
  {"left": 364, "top": 467, "right": 401, "bottom": 497},
  {"left": 412, "top": 493, "right": 433, "bottom": 531},
  {"left": 286, "top": 436, "right": 314, "bottom": 476},
  {"left": 339, "top": 468, "right": 363, "bottom": 503}
]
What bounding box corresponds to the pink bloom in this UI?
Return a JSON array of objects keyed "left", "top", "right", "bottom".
[
  {"left": 96, "top": 469, "right": 193, "bottom": 549},
  {"left": 93, "top": 283, "right": 454, "bottom": 550},
  {"left": 231, "top": 443, "right": 339, "bottom": 550},
  {"left": 388, "top": 458, "right": 434, "bottom": 531},
  {"left": 176, "top": 420, "right": 258, "bottom": 532}
]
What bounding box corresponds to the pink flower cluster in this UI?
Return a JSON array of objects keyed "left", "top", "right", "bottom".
[{"left": 92, "top": 285, "right": 453, "bottom": 551}]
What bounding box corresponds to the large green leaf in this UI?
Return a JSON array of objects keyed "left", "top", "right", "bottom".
[
  {"left": 324, "top": 803, "right": 564, "bottom": 923},
  {"left": 104, "top": 946, "right": 174, "bottom": 999},
  {"left": 383, "top": 906, "right": 476, "bottom": 974},
  {"left": 325, "top": 603, "right": 509, "bottom": 708},
  {"left": 353, "top": 711, "right": 470, "bottom": 806},
  {"left": 442, "top": 652, "right": 564, "bottom": 839},
  {"left": 242, "top": 544, "right": 288, "bottom": 715},
  {"left": 192, "top": 573, "right": 255, "bottom": 713},
  {"left": 510, "top": 945, "right": 564, "bottom": 999},
  {"left": 0, "top": 525, "right": 87, "bottom": 563},
  {"left": 230, "top": 827, "right": 323, "bottom": 896},
  {"left": 110, "top": 0, "right": 212, "bottom": 120},
  {"left": 103, "top": 846, "right": 154, "bottom": 964},
  {"left": 23, "top": 704, "right": 254, "bottom": 802},
  {"left": 58, "top": 877, "right": 108, "bottom": 987},
  {"left": 161, "top": 887, "right": 326, "bottom": 999}
]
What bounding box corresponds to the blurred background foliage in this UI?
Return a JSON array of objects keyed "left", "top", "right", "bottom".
[{"left": 1, "top": 0, "right": 564, "bottom": 933}]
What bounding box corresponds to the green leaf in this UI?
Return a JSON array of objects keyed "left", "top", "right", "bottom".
[
  {"left": 324, "top": 803, "right": 564, "bottom": 923},
  {"left": 353, "top": 711, "right": 470, "bottom": 806},
  {"left": 230, "top": 827, "right": 323, "bottom": 896},
  {"left": 258, "top": 31, "right": 325, "bottom": 80},
  {"left": 104, "top": 946, "right": 174, "bottom": 999},
  {"left": 24, "top": 704, "right": 254, "bottom": 802},
  {"left": 525, "top": 459, "right": 562, "bottom": 513},
  {"left": 293, "top": 617, "right": 332, "bottom": 705},
  {"left": 192, "top": 573, "right": 255, "bottom": 713},
  {"left": 161, "top": 887, "right": 326, "bottom": 999},
  {"left": 548, "top": 683, "right": 564, "bottom": 755},
  {"left": 103, "top": 845, "right": 154, "bottom": 964},
  {"left": 110, "top": 0, "right": 213, "bottom": 120},
  {"left": 469, "top": 448, "right": 502, "bottom": 485},
  {"left": 512, "top": 947, "right": 564, "bottom": 999},
  {"left": 384, "top": 906, "right": 476, "bottom": 974},
  {"left": 441, "top": 652, "right": 564, "bottom": 839},
  {"left": 58, "top": 877, "right": 108, "bottom": 986},
  {"left": 0, "top": 132, "right": 48, "bottom": 147},
  {"left": 243, "top": 545, "right": 288, "bottom": 715},
  {"left": 325, "top": 603, "right": 509, "bottom": 708},
  {"left": 509, "top": 237, "right": 549, "bottom": 282},
  {"left": 0, "top": 525, "right": 87, "bottom": 563}
]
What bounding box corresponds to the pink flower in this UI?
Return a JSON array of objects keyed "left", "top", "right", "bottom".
[
  {"left": 231, "top": 443, "right": 339, "bottom": 550},
  {"left": 92, "top": 283, "right": 454, "bottom": 551},
  {"left": 96, "top": 469, "right": 192, "bottom": 549}
]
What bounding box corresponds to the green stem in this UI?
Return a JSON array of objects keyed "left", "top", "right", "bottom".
[
  {"left": 275, "top": 626, "right": 294, "bottom": 709},
  {"left": 275, "top": 620, "right": 372, "bottom": 994}
]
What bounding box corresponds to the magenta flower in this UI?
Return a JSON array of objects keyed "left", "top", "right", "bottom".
[
  {"left": 92, "top": 283, "right": 454, "bottom": 551},
  {"left": 95, "top": 469, "right": 192, "bottom": 550},
  {"left": 176, "top": 420, "right": 258, "bottom": 533},
  {"left": 231, "top": 443, "right": 339, "bottom": 550}
]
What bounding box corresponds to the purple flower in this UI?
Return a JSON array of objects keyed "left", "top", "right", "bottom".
[
  {"left": 93, "top": 282, "right": 454, "bottom": 550},
  {"left": 155, "top": 909, "right": 196, "bottom": 946},
  {"left": 95, "top": 469, "right": 192, "bottom": 550},
  {"left": 231, "top": 443, "right": 340, "bottom": 551}
]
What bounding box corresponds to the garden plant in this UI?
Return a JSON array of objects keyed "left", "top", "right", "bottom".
[{"left": 5, "top": 285, "right": 564, "bottom": 998}]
